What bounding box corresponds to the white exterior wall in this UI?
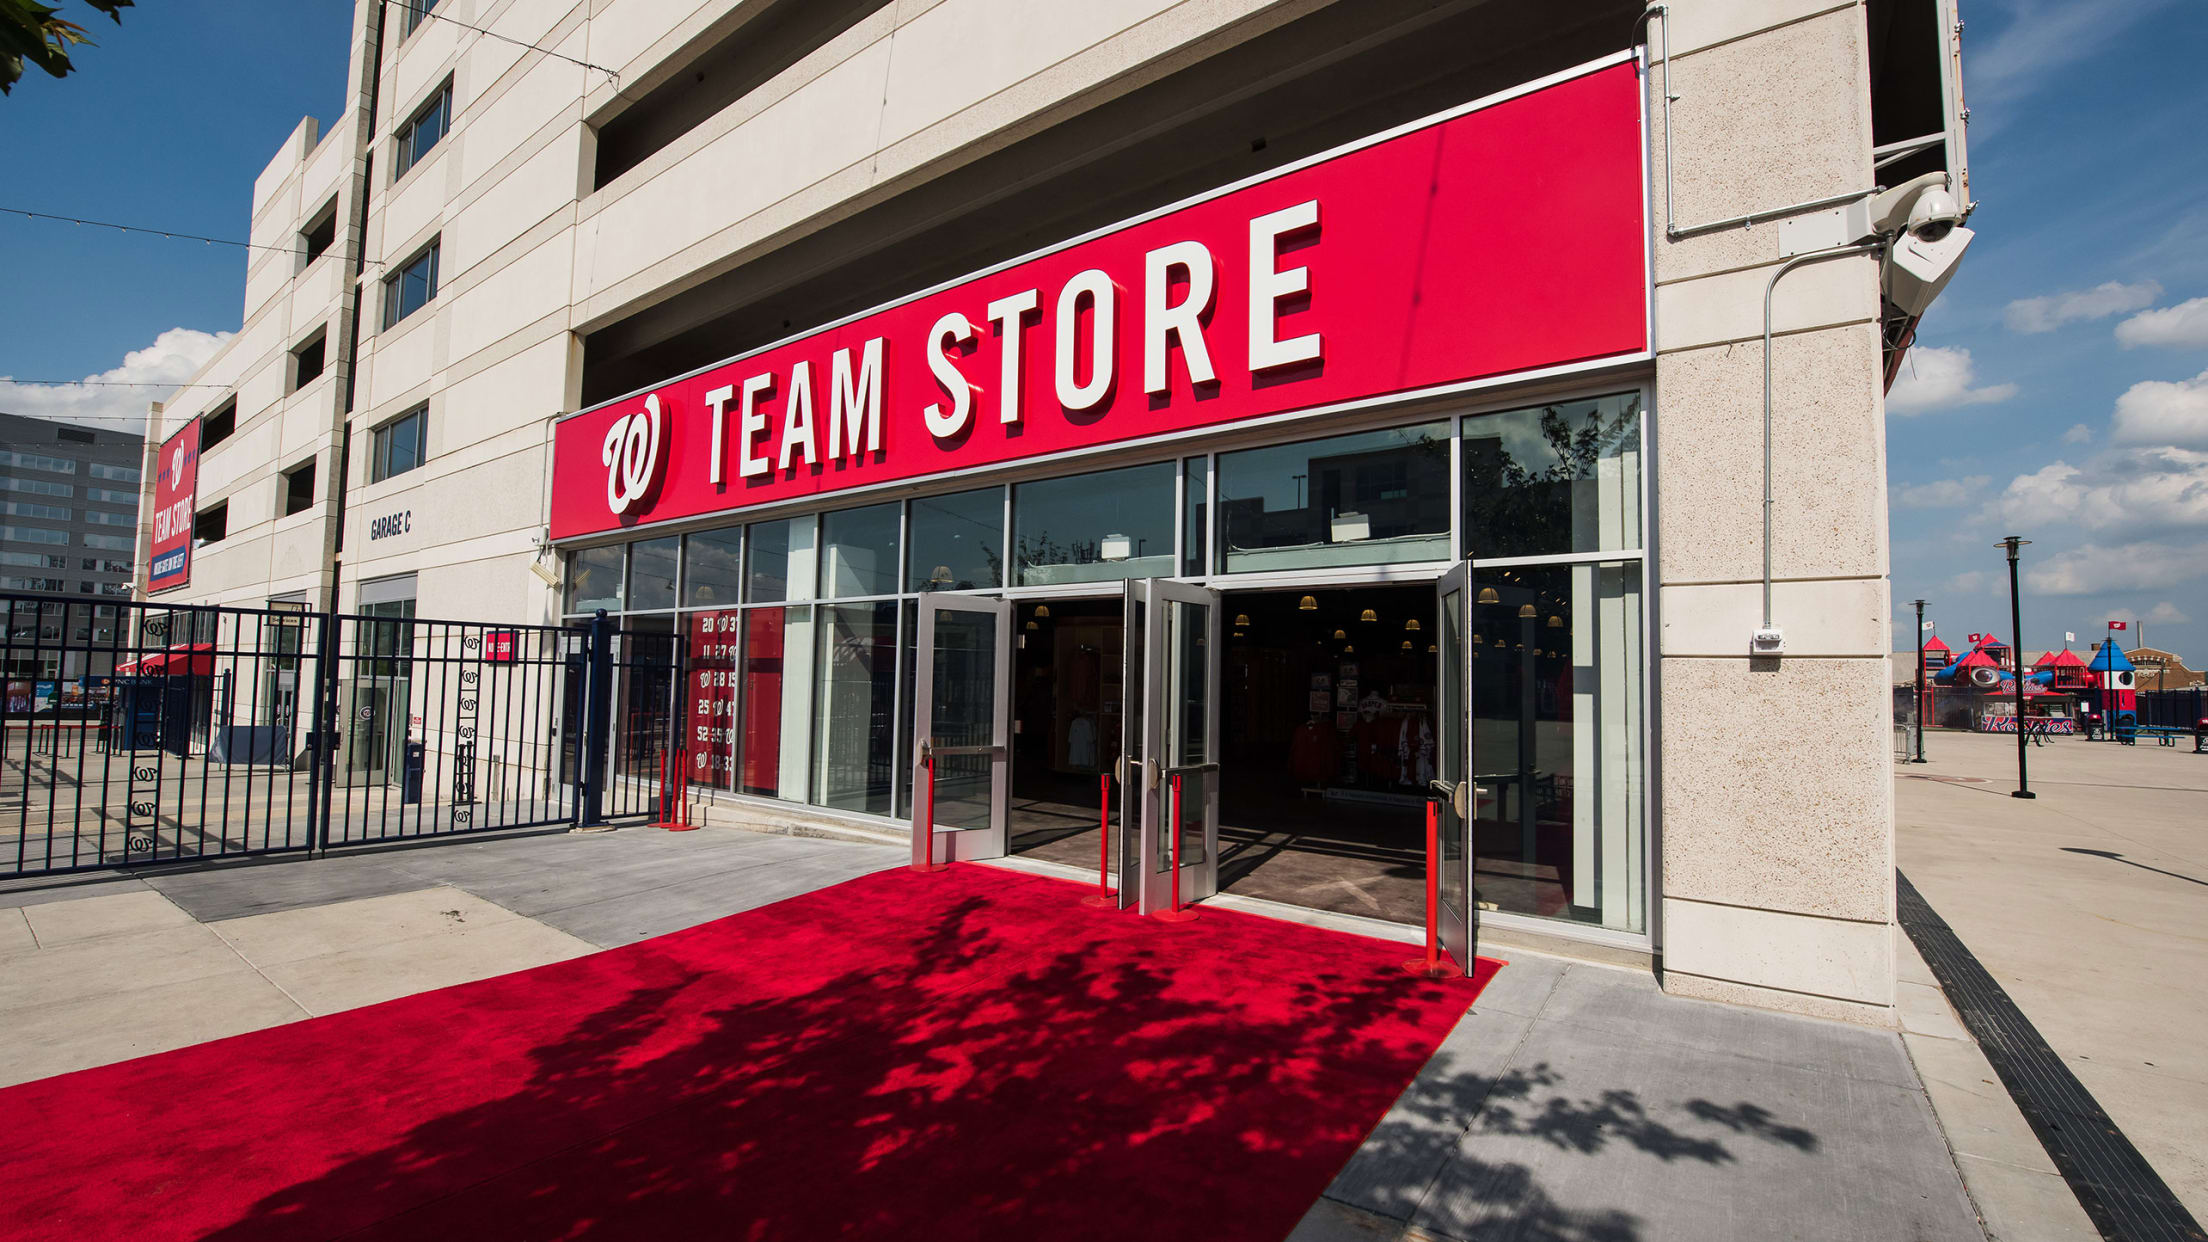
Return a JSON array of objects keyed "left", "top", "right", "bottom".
[{"left": 142, "top": 0, "right": 1916, "bottom": 1025}]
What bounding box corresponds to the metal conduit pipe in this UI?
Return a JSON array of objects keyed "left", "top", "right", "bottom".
[
  {"left": 1633, "top": 3, "right": 1881, "bottom": 240},
  {"left": 1761, "top": 241, "right": 1885, "bottom": 635}
]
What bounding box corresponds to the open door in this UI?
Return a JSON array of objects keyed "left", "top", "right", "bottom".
[
  {"left": 1433, "top": 560, "right": 1478, "bottom": 969},
  {"left": 912, "top": 593, "right": 1013, "bottom": 867},
  {"left": 1136, "top": 578, "right": 1221, "bottom": 917},
  {"left": 1115, "top": 580, "right": 1146, "bottom": 908}
]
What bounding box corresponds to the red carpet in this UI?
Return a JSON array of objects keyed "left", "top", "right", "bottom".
[{"left": 0, "top": 866, "right": 1499, "bottom": 1241}]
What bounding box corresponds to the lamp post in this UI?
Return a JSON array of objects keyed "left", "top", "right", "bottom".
[
  {"left": 1999, "top": 536, "right": 2034, "bottom": 799},
  {"left": 1911, "top": 599, "right": 1929, "bottom": 763}
]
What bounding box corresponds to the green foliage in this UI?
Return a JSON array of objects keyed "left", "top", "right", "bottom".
[{"left": 0, "top": 0, "right": 134, "bottom": 95}]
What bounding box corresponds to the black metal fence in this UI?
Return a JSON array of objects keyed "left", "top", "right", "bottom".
[
  {"left": 2135, "top": 687, "right": 2207, "bottom": 730},
  {"left": 2, "top": 593, "right": 678, "bottom": 879}
]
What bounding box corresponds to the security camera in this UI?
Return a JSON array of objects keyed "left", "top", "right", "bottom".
[{"left": 1846, "top": 172, "right": 1974, "bottom": 318}]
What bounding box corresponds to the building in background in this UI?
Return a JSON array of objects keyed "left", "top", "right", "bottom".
[
  {"left": 136, "top": 0, "right": 1974, "bottom": 1028},
  {"left": 2, "top": 411, "right": 142, "bottom": 683}
]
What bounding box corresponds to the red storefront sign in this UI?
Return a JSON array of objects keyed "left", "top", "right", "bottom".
[
  {"left": 147, "top": 419, "right": 201, "bottom": 593},
  {"left": 550, "top": 55, "right": 1647, "bottom": 541}
]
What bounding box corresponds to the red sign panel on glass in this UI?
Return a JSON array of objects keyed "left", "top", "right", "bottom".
[
  {"left": 147, "top": 419, "right": 201, "bottom": 593},
  {"left": 550, "top": 56, "right": 1647, "bottom": 541}
]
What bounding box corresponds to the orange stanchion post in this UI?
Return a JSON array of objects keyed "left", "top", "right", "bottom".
[
  {"left": 1083, "top": 770, "right": 1115, "bottom": 907},
  {"left": 1405, "top": 798, "right": 1460, "bottom": 977},
  {"left": 1154, "top": 771, "right": 1199, "bottom": 923}
]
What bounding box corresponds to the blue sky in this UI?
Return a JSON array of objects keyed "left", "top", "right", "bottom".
[{"left": 2, "top": 1, "right": 2205, "bottom": 661}]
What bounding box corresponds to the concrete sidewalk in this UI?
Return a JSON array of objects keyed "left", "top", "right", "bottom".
[
  {"left": 3, "top": 823, "right": 1991, "bottom": 1240},
  {"left": 1899, "top": 730, "right": 2208, "bottom": 1226}
]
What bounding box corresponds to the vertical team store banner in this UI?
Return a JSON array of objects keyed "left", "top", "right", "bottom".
[
  {"left": 546, "top": 56, "right": 1652, "bottom": 786},
  {"left": 148, "top": 418, "right": 202, "bottom": 594}
]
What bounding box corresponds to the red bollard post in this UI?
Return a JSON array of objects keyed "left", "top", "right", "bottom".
[
  {"left": 1406, "top": 798, "right": 1460, "bottom": 977},
  {"left": 912, "top": 749, "right": 950, "bottom": 872},
  {"left": 668, "top": 747, "right": 699, "bottom": 831},
  {"left": 1154, "top": 771, "right": 1199, "bottom": 923},
  {"left": 1083, "top": 770, "right": 1115, "bottom": 907}
]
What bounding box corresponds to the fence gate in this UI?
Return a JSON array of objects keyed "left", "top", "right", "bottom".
[{"left": 3, "top": 593, "right": 682, "bottom": 880}]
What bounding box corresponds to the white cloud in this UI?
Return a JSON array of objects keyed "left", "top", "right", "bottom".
[
  {"left": 2026, "top": 540, "right": 2208, "bottom": 595},
  {"left": 2062, "top": 423, "right": 2092, "bottom": 444},
  {"left": 1892, "top": 476, "right": 1989, "bottom": 509},
  {"left": 1987, "top": 448, "right": 2208, "bottom": 534},
  {"left": 2116, "top": 297, "right": 2208, "bottom": 349},
  {"left": 2004, "top": 280, "right": 2162, "bottom": 333},
  {"left": 1948, "top": 570, "right": 1990, "bottom": 593},
  {"left": 2146, "top": 601, "right": 2190, "bottom": 624},
  {"left": 1886, "top": 346, "right": 2020, "bottom": 415},
  {"left": 2110, "top": 367, "right": 2208, "bottom": 448},
  {"left": 0, "top": 328, "right": 232, "bottom": 436}
]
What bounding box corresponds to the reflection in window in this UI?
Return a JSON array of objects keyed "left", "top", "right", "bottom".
[
  {"left": 682, "top": 529, "right": 742, "bottom": 608},
  {"left": 814, "top": 602, "right": 897, "bottom": 814},
  {"left": 627, "top": 536, "right": 679, "bottom": 611},
  {"left": 820, "top": 503, "right": 900, "bottom": 598},
  {"left": 566, "top": 545, "right": 622, "bottom": 613},
  {"left": 1470, "top": 561, "right": 1643, "bottom": 932},
  {"left": 1462, "top": 394, "right": 1641, "bottom": 559},
  {"left": 906, "top": 487, "right": 1002, "bottom": 591},
  {"left": 1216, "top": 422, "right": 1450, "bottom": 573},
  {"left": 1013, "top": 462, "right": 1175, "bottom": 585},
  {"left": 739, "top": 606, "right": 813, "bottom": 800},
  {"left": 746, "top": 517, "right": 817, "bottom": 603},
  {"left": 1182, "top": 457, "right": 1207, "bottom": 576}
]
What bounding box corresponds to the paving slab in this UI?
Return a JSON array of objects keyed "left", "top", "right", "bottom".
[
  {"left": 0, "top": 907, "right": 32, "bottom": 953},
  {"left": 0, "top": 924, "right": 244, "bottom": 1010},
  {"left": 247, "top": 898, "right": 597, "bottom": 1016},
  {"left": 209, "top": 884, "right": 527, "bottom": 966},
  {"left": 146, "top": 854, "right": 435, "bottom": 922},
  {"left": 1955, "top": 1154, "right": 2106, "bottom": 1242},
  {"left": 0, "top": 970, "right": 308, "bottom": 1088},
  {"left": 0, "top": 872, "right": 149, "bottom": 910},
  {"left": 19, "top": 889, "right": 197, "bottom": 946}
]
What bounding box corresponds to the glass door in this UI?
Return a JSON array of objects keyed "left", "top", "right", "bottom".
[
  {"left": 1433, "top": 560, "right": 1478, "bottom": 969},
  {"left": 912, "top": 593, "right": 1012, "bottom": 867},
  {"left": 1115, "top": 581, "right": 1147, "bottom": 908},
  {"left": 1137, "top": 578, "right": 1220, "bottom": 918}
]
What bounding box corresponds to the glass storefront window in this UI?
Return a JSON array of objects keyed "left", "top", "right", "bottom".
[
  {"left": 747, "top": 517, "right": 817, "bottom": 603},
  {"left": 682, "top": 529, "right": 743, "bottom": 609},
  {"left": 1216, "top": 422, "right": 1450, "bottom": 574},
  {"left": 814, "top": 602, "right": 898, "bottom": 815},
  {"left": 566, "top": 545, "right": 623, "bottom": 613},
  {"left": 738, "top": 605, "right": 814, "bottom": 800},
  {"left": 1182, "top": 457, "right": 1207, "bottom": 576},
  {"left": 1013, "top": 462, "right": 1175, "bottom": 585},
  {"left": 1471, "top": 560, "right": 1643, "bottom": 933},
  {"left": 821, "top": 503, "right": 901, "bottom": 598},
  {"left": 685, "top": 608, "right": 743, "bottom": 791},
  {"left": 906, "top": 487, "right": 1003, "bottom": 591},
  {"left": 1462, "top": 393, "right": 1641, "bottom": 559},
  {"left": 628, "top": 536, "right": 679, "bottom": 611}
]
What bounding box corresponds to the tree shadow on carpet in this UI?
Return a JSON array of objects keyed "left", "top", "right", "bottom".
[{"left": 171, "top": 879, "right": 1485, "bottom": 1241}]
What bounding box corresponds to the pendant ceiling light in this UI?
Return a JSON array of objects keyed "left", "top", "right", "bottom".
[
  {"left": 1399, "top": 640, "right": 1412, "bottom": 651},
  {"left": 1298, "top": 595, "right": 1317, "bottom": 611},
  {"left": 1404, "top": 618, "right": 1421, "bottom": 631},
  {"left": 1343, "top": 644, "right": 1355, "bottom": 654},
  {"left": 1359, "top": 608, "right": 1378, "bottom": 623},
  {"left": 1234, "top": 613, "right": 1251, "bottom": 627},
  {"left": 1547, "top": 614, "right": 1564, "bottom": 628},
  {"left": 1034, "top": 604, "right": 1051, "bottom": 618},
  {"left": 1333, "top": 629, "right": 1347, "bottom": 640},
  {"left": 1518, "top": 603, "right": 1537, "bottom": 618},
  {"left": 1477, "top": 587, "right": 1500, "bottom": 604}
]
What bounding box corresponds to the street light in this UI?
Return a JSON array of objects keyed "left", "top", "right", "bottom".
[
  {"left": 1998, "top": 536, "right": 2035, "bottom": 799},
  {"left": 1911, "top": 599, "right": 1929, "bottom": 763}
]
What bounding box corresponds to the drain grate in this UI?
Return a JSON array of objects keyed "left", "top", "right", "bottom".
[{"left": 1898, "top": 871, "right": 2205, "bottom": 1242}]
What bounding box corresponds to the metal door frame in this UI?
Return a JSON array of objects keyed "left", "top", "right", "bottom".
[
  {"left": 912, "top": 592, "right": 1013, "bottom": 867},
  {"left": 1137, "top": 577, "right": 1221, "bottom": 915},
  {"left": 1434, "top": 558, "right": 1478, "bottom": 969}
]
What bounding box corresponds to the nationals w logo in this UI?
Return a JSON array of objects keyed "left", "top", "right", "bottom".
[{"left": 601, "top": 394, "right": 665, "bottom": 515}]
